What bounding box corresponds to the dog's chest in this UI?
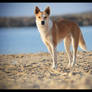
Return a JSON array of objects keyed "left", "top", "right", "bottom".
[{"left": 38, "top": 27, "right": 52, "bottom": 41}]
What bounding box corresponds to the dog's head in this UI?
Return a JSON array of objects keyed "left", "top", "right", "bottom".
[{"left": 34, "top": 6, "right": 50, "bottom": 26}]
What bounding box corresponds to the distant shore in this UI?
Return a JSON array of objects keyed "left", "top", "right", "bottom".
[
  {"left": 0, "top": 12, "right": 92, "bottom": 28},
  {"left": 0, "top": 51, "right": 92, "bottom": 89}
]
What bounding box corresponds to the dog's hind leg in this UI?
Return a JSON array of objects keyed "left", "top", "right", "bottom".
[
  {"left": 64, "top": 35, "right": 72, "bottom": 67},
  {"left": 71, "top": 34, "right": 79, "bottom": 67}
]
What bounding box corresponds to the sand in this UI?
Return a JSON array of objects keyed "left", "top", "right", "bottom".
[{"left": 0, "top": 51, "right": 92, "bottom": 89}]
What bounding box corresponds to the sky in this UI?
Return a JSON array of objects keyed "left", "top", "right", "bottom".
[{"left": 0, "top": 3, "right": 92, "bottom": 17}]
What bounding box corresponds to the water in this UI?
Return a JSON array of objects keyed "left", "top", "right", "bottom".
[{"left": 0, "top": 26, "right": 92, "bottom": 54}]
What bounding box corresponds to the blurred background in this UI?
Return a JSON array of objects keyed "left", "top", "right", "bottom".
[
  {"left": 0, "top": 3, "right": 92, "bottom": 17},
  {"left": 0, "top": 3, "right": 92, "bottom": 54}
]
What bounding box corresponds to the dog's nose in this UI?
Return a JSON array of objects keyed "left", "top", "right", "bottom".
[{"left": 41, "top": 21, "right": 45, "bottom": 25}]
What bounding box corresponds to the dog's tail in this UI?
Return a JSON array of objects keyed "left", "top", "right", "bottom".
[{"left": 79, "top": 31, "right": 87, "bottom": 51}]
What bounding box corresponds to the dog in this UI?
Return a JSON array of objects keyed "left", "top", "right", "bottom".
[{"left": 34, "top": 6, "right": 87, "bottom": 69}]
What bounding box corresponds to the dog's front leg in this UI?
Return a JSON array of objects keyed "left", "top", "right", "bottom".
[
  {"left": 44, "top": 41, "right": 57, "bottom": 69},
  {"left": 51, "top": 45, "right": 57, "bottom": 69}
]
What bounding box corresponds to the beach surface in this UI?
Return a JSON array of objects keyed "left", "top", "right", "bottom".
[{"left": 0, "top": 51, "right": 92, "bottom": 89}]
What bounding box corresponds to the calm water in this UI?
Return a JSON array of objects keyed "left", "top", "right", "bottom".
[{"left": 0, "top": 26, "right": 92, "bottom": 54}]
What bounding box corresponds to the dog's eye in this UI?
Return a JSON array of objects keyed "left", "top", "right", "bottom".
[
  {"left": 38, "top": 16, "right": 41, "bottom": 19},
  {"left": 44, "top": 16, "right": 47, "bottom": 19}
]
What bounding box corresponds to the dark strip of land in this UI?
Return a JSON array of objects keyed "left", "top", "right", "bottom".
[{"left": 0, "top": 12, "right": 92, "bottom": 27}]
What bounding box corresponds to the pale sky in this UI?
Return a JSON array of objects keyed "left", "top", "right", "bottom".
[{"left": 0, "top": 3, "right": 92, "bottom": 17}]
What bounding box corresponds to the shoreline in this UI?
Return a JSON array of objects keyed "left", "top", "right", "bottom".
[
  {"left": 0, "top": 11, "right": 92, "bottom": 27},
  {"left": 0, "top": 51, "right": 92, "bottom": 89}
]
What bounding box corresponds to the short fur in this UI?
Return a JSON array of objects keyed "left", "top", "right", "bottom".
[{"left": 34, "top": 6, "right": 87, "bottom": 69}]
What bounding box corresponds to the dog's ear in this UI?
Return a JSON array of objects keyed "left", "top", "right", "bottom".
[
  {"left": 34, "top": 6, "right": 40, "bottom": 14},
  {"left": 44, "top": 6, "right": 50, "bottom": 15}
]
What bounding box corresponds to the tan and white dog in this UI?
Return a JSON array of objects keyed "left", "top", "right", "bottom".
[{"left": 34, "top": 6, "right": 87, "bottom": 69}]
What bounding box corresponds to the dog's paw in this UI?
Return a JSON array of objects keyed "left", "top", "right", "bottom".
[
  {"left": 67, "top": 63, "right": 71, "bottom": 68},
  {"left": 71, "top": 62, "right": 75, "bottom": 68},
  {"left": 52, "top": 64, "right": 58, "bottom": 70}
]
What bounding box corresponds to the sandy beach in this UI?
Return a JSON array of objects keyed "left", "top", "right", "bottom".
[{"left": 0, "top": 51, "right": 92, "bottom": 89}]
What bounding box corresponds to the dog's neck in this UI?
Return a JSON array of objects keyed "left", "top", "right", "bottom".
[{"left": 48, "top": 19, "right": 53, "bottom": 31}]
